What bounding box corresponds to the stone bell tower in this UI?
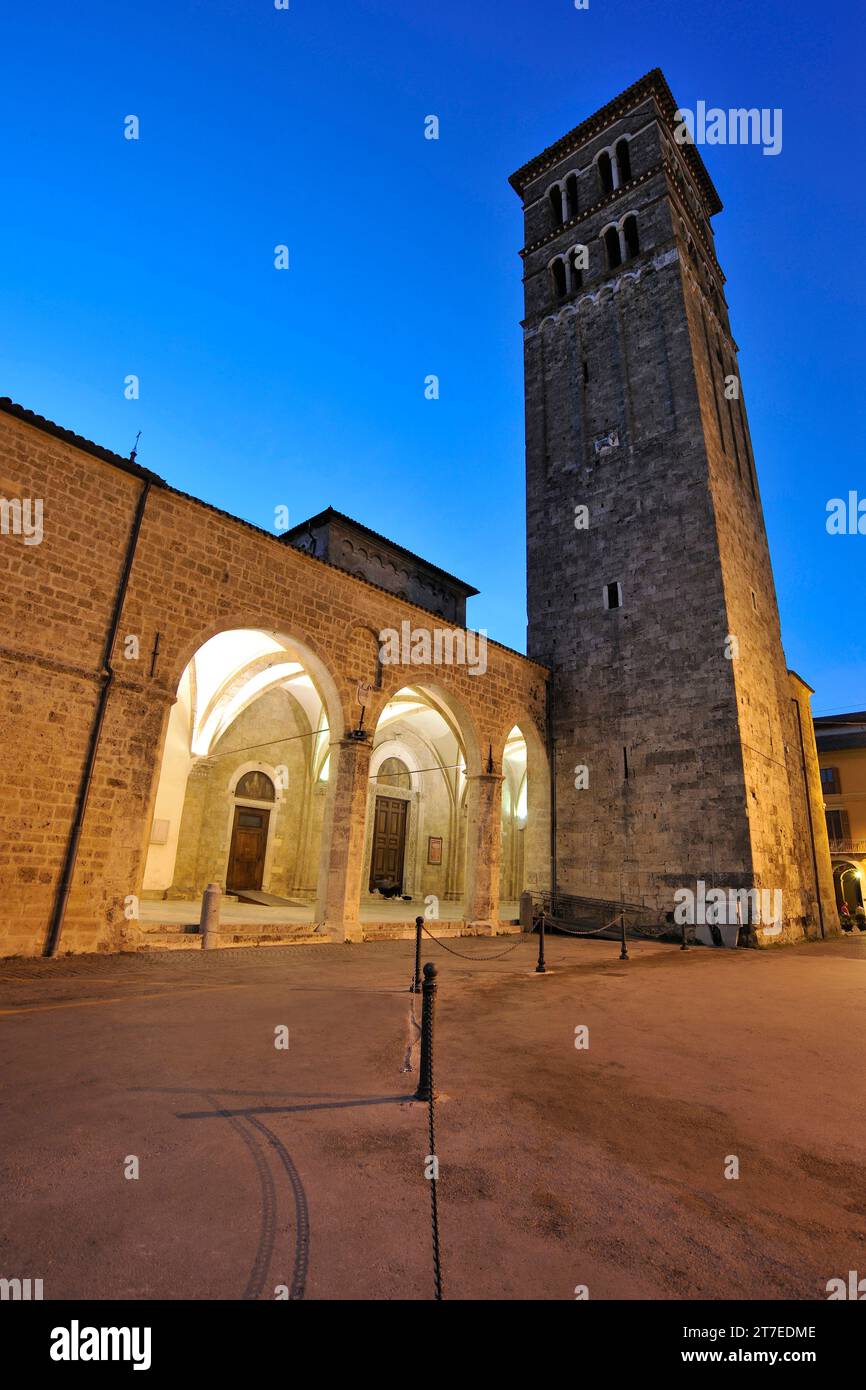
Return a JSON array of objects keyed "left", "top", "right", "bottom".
[{"left": 510, "top": 69, "right": 836, "bottom": 943}]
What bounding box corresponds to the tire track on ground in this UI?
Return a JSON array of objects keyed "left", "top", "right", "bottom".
[
  {"left": 244, "top": 1114, "right": 311, "bottom": 1300},
  {"left": 203, "top": 1092, "right": 277, "bottom": 1300}
]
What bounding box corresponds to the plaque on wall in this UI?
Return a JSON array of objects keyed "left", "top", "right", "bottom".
[{"left": 427, "top": 836, "right": 443, "bottom": 865}]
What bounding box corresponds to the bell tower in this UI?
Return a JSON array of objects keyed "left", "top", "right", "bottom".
[{"left": 510, "top": 70, "right": 836, "bottom": 943}]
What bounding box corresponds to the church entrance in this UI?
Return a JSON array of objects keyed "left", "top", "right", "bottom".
[
  {"left": 227, "top": 806, "right": 270, "bottom": 891},
  {"left": 369, "top": 795, "right": 408, "bottom": 893}
]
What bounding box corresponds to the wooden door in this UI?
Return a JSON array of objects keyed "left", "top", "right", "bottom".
[
  {"left": 227, "top": 806, "right": 270, "bottom": 891},
  {"left": 369, "top": 795, "right": 408, "bottom": 891}
]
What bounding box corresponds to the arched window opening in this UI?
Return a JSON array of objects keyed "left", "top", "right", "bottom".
[
  {"left": 569, "top": 247, "right": 584, "bottom": 292},
  {"left": 235, "top": 770, "right": 276, "bottom": 802},
  {"left": 604, "top": 227, "right": 622, "bottom": 270},
  {"left": 598, "top": 151, "right": 613, "bottom": 196},
  {"left": 548, "top": 184, "right": 563, "bottom": 226},
  {"left": 623, "top": 214, "right": 640, "bottom": 260},
  {"left": 377, "top": 757, "right": 412, "bottom": 791},
  {"left": 551, "top": 258, "right": 568, "bottom": 300},
  {"left": 564, "top": 172, "right": 579, "bottom": 220},
  {"left": 615, "top": 139, "right": 632, "bottom": 184}
]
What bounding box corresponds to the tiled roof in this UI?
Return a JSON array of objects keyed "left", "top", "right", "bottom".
[{"left": 0, "top": 397, "right": 166, "bottom": 484}]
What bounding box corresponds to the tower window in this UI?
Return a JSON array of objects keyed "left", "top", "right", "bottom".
[
  {"left": 564, "top": 172, "right": 579, "bottom": 220},
  {"left": 604, "top": 581, "right": 623, "bottom": 610},
  {"left": 549, "top": 184, "right": 563, "bottom": 226},
  {"left": 615, "top": 138, "right": 632, "bottom": 184},
  {"left": 604, "top": 227, "right": 622, "bottom": 270},
  {"left": 623, "top": 214, "right": 640, "bottom": 260},
  {"left": 569, "top": 246, "right": 584, "bottom": 291},
  {"left": 550, "top": 257, "right": 567, "bottom": 300},
  {"left": 598, "top": 151, "right": 614, "bottom": 196}
]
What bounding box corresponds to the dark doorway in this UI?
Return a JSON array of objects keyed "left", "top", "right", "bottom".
[
  {"left": 227, "top": 806, "right": 270, "bottom": 891},
  {"left": 369, "top": 795, "right": 408, "bottom": 892}
]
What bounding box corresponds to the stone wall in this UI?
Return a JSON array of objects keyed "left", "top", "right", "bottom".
[{"left": 0, "top": 403, "right": 549, "bottom": 955}]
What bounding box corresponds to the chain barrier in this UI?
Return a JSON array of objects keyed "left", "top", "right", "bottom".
[
  {"left": 425, "top": 990, "right": 443, "bottom": 1301},
  {"left": 540, "top": 912, "right": 624, "bottom": 939},
  {"left": 420, "top": 919, "right": 530, "bottom": 961},
  {"left": 414, "top": 963, "right": 443, "bottom": 1300}
]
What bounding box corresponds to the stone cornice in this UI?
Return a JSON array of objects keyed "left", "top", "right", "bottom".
[{"left": 508, "top": 68, "right": 723, "bottom": 218}]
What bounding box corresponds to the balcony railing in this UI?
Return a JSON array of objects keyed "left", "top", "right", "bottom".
[{"left": 829, "top": 840, "right": 866, "bottom": 856}]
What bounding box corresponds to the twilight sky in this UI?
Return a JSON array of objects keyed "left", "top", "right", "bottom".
[{"left": 1, "top": 0, "right": 863, "bottom": 713}]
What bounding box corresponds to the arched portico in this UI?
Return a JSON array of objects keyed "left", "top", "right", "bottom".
[{"left": 143, "top": 627, "right": 342, "bottom": 909}]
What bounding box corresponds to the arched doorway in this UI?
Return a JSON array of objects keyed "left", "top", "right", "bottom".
[
  {"left": 833, "top": 860, "right": 864, "bottom": 915},
  {"left": 499, "top": 719, "right": 551, "bottom": 906},
  {"left": 361, "top": 686, "right": 472, "bottom": 913},
  {"left": 143, "top": 628, "right": 339, "bottom": 909},
  {"left": 226, "top": 770, "right": 276, "bottom": 892},
  {"left": 500, "top": 726, "right": 528, "bottom": 902}
]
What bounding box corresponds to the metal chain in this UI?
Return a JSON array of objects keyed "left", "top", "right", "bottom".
[
  {"left": 541, "top": 913, "right": 623, "bottom": 939},
  {"left": 420, "top": 920, "right": 530, "bottom": 960},
  {"left": 424, "top": 992, "right": 443, "bottom": 1301}
]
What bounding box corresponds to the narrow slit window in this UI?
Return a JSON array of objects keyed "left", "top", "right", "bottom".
[
  {"left": 623, "top": 214, "right": 639, "bottom": 260},
  {"left": 598, "top": 151, "right": 614, "bottom": 196},
  {"left": 604, "top": 581, "right": 622, "bottom": 610},
  {"left": 604, "top": 227, "right": 622, "bottom": 270},
  {"left": 615, "top": 138, "right": 632, "bottom": 183}
]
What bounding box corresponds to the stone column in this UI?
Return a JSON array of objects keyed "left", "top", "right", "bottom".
[
  {"left": 462, "top": 772, "right": 503, "bottom": 933},
  {"left": 315, "top": 737, "right": 374, "bottom": 942}
]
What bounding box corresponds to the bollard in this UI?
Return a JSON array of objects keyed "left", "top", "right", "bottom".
[
  {"left": 619, "top": 912, "right": 629, "bottom": 961},
  {"left": 680, "top": 918, "right": 689, "bottom": 951},
  {"left": 200, "top": 882, "right": 221, "bottom": 950},
  {"left": 535, "top": 912, "right": 547, "bottom": 973},
  {"left": 414, "top": 962, "right": 438, "bottom": 1102},
  {"left": 410, "top": 916, "right": 423, "bottom": 994}
]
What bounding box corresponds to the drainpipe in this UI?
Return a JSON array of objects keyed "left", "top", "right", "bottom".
[
  {"left": 791, "top": 697, "right": 825, "bottom": 940},
  {"left": 546, "top": 675, "right": 558, "bottom": 915},
  {"left": 43, "top": 479, "right": 152, "bottom": 957}
]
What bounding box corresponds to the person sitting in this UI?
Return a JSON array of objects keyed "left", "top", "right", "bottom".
[
  {"left": 854, "top": 904, "right": 866, "bottom": 933},
  {"left": 840, "top": 901, "right": 853, "bottom": 931}
]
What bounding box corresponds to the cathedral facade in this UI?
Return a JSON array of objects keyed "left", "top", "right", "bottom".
[{"left": 0, "top": 71, "right": 835, "bottom": 956}]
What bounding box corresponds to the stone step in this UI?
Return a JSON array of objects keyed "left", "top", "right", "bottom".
[{"left": 134, "top": 923, "right": 323, "bottom": 950}]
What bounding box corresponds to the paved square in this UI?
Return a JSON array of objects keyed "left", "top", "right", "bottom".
[{"left": 1, "top": 933, "right": 864, "bottom": 1300}]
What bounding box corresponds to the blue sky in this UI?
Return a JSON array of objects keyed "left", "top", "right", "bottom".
[{"left": 1, "top": 0, "right": 863, "bottom": 713}]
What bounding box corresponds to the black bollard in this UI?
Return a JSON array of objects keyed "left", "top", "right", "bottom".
[
  {"left": 619, "top": 912, "right": 629, "bottom": 961},
  {"left": 535, "top": 912, "right": 547, "bottom": 973},
  {"left": 414, "top": 962, "right": 438, "bottom": 1102},
  {"left": 680, "top": 918, "right": 689, "bottom": 951},
  {"left": 410, "top": 916, "right": 423, "bottom": 993}
]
